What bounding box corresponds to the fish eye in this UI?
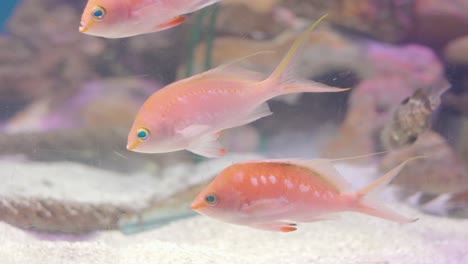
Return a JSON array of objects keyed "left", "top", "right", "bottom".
[
  {"left": 91, "top": 6, "right": 106, "bottom": 21},
  {"left": 136, "top": 128, "right": 150, "bottom": 142},
  {"left": 204, "top": 194, "right": 218, "bottom": 206}
]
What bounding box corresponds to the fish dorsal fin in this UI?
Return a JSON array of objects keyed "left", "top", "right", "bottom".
[
  {"left": 183, "top": 51, "right": 275, "bottom": 83},
  {"left": 271, "top": 159, "right": 352, "bottom": 193},
  {"left": 195, "top": 66, "right": 266, "bottom": 82}
]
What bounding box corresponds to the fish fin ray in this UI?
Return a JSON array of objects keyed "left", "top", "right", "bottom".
[
  {"left": 353, "top": 156, "right": 425, "bottom": 223},
  {"left": 187, "top": 132, "right": 226, "bottom": 158},
  {"left": 263, "top": 14, "right": 349, "bottom": 95}
]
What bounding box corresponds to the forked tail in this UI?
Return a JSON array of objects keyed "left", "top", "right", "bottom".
[
  {"left": 264, "top": 14, "right": 350, "bottom": 96},
  {"left": 352, "top": 156, "right": 425, "bottom": 223}
]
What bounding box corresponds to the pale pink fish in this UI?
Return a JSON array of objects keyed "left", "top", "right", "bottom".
[
  {"left": 190, "top": 156, "right": 420, "bottom": 232},
  {"left": 79, "top": 0, "right": 222, "bottom": 38},
  {"left": 126, "top": 15, "right": 349, "bottom": 158}
]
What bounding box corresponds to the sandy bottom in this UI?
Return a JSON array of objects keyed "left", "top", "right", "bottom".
[
  {"left": 0, "top": 206, "right": 467, "bottom": 264},
  {"left": 0, "top": 161, "right": 467, "bottom": 264}
]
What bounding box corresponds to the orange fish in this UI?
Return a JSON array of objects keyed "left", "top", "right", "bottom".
[
  {"left": 79, "top": 0, "right": 221, "bottom": 38},
  {"left": 127, "top": 15, "right": 349, "bottom": 158},
  {"left": 191, "top": 157, "right": 420, "bottom": 232}
]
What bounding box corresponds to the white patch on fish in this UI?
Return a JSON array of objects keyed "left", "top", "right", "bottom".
[
  {"left": 299, "top": 184, "right": 310, "bottom": 192},
  {"left": 284, "top": 179, "right": 294, "bottom": 189},
  {"left": 269, "top": 175, "right": 277, "bottom": 184},
  {"left": 260, "top": 175, "right": 267, "bottom": 184},
  {"left": 251, "top": 177, "right": 258, "bottom": 186}
]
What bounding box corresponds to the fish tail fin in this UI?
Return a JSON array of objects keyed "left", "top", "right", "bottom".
[
  {"left": 264, "top": 14, "right": 350, "bottom": 95},
  {"left": 352, "top": 156, "right": 426, "bottom": 223}
]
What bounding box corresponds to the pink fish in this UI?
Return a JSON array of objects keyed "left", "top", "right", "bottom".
[
  {"left": 191, "top": 157, "right": 419, "bottom": 232},
  {"left": 126, "top": 15, "right": 349, "bottom": 158},
  {"left": 79, "top": 0, "right": 222, "bottom": 38}
]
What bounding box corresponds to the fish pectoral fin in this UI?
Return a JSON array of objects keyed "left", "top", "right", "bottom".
[
  {"left": 240, "top": 198, "right": 289, "bottom": 215},
  {"left": 222, "top": 103, "right": 272, "bottom": 130},
  {"left": 250, "top": 222, "right": 297, "bottom": 232},
  {"left": 187, "top": 132, "right": 226, "bottom": 158},
  {"left": 176, "top": 124, "right": 212, "bottom": 138},
  {"left": 154, "top": 16, "right": 186, "bottom": 31}
]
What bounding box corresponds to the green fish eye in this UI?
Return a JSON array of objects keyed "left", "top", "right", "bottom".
[
  {"left": 136, "top": 128, "right": 150, "bottom": 142},
  {"left": 91, "top": 6, "right": 106, "bottom": 21},
  {"left": 204, "top": 194, "right": 218, "bottom": 206}
]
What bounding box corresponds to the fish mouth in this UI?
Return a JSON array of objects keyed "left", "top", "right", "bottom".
[
  {"left": 126, "top": 140, "right": 140, "bottom": 151},
  {"left": 79, "top": 23, "right": 88, "bottom": 33},
  {"left": 79, "top": 20, "right": 95, "bottom": 33},
  {"left": 190, "top": 201, "right": 204, "bottom": 211}
]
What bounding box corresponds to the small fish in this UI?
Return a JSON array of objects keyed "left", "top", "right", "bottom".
[
  {"left": 79, "top": 0, "right": 222, "bottom": 38},
  {"left": 191, "top": 157, "right": 420, "bottom": 232},
  {"left": 380, "top": 79, "right": 451, "bottom": 150},
  {"left": 127, "top": 15, "right": 349, "bottom": 158}
]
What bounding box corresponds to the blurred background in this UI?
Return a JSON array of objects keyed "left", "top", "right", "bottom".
[{"left": 0, "top": 0, "right": 468, "bottom": 237}]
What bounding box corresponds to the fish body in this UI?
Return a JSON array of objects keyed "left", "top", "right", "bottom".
[
  {"left": 127, "top": 15, "right": 349, "bottom": 158},
  {"left": 191, "top": 158, "right": 418, "bottom": 232},
  {"left": 79, "top": 0, "right": 222, "bottom": 38}
]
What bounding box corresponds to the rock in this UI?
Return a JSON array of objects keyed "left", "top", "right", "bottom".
[
  {"left": 282, "top": 0, "right": 414, "bottom": 43},
  {"left": 0, "top": 160, "right": 156, "bottom": 233},
  {"left": 379, "top": 131, "right": 468, "bottom": 195},
  {"left": 444, "top": 35, "right": 468, "bottom": 65},
  {"left": 410, "top": 0, "right": 468, "bottom": 46},
  {"left": 320, "top": 92, "right": 378, "bottom": 162},
  {"left": 222, "top": 0, "right": 281, "bottom": 13},
  {"left": 3, "top": 78, "right": 159, "bottom": 133},
  {"left": 215, "top": 4, "right": 285, "bottom": 38}
]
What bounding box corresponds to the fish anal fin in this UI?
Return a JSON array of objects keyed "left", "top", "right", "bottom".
[
  {"left": 154, "top": 16, "right": 186, "bottom": 31},
  {"left": 295, "top": 214, "right": 339, "bottom": 223},
  {"left": 251, "top": 222, "right": 297, "bottom": 232},
  {"left": 187, "top": 132, "right": 226, "bottom": 158}
]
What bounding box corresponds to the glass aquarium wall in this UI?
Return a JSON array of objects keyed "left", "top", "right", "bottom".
[{"left": 0, "top": 0, "right": 467, "bottom": 263}]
